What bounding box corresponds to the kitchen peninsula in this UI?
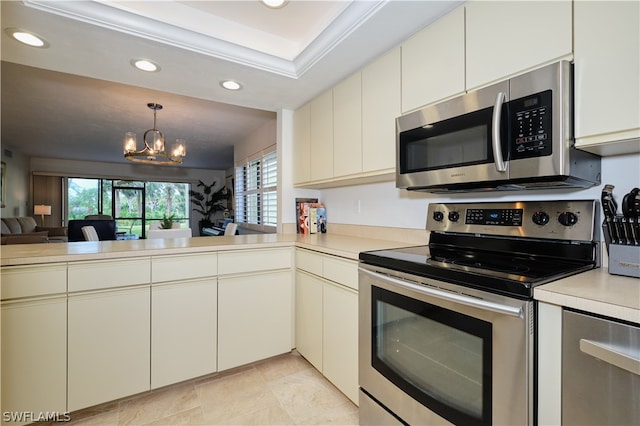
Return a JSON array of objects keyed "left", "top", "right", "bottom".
[
  {"left": 0, "top": 233, "right": 409, "bottom": 424},
  {"left": 1, "top": 234, "right": 638, "bottom": 426}
]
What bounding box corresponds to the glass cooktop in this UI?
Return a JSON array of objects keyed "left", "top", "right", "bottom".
[{"left": 359, "top": 244, "right": 595, "bottom": 299}]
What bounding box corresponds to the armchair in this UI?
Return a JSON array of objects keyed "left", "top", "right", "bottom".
[{"left": 68, "top": 219, "right": 117, "bottom": 242}]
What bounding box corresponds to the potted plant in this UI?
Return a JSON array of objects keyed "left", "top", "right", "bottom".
[
  {"left": 189, "top": 180, "right": 228, "bottom": 234},
  {"left": 159, "top": 213, "right": 175, "bottom": 229}
]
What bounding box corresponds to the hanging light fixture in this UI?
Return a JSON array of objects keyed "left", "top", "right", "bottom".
[{"left": 123, "top": 103, "right": 186, "bottom": 165}]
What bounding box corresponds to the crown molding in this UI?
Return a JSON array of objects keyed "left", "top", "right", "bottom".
[{"left": 24, "top": 0, "right": 386, "bottom": 79}]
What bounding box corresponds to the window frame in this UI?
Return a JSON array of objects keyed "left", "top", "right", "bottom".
[{"left": 234, "top": 146, "right": 278, "bottom": 233}]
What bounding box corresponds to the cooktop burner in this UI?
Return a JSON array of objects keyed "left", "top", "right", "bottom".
[{"left": 359, "top": 200, "right": 599, "bottom": 299}]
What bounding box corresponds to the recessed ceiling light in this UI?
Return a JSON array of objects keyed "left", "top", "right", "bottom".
[
  {"left": 131, "top": 59, "right": 160, "bottom": 72},
  {"left": 220, "top": 80, "right": 242, "bottom": 91},
  {"left": 261, "top": 0, "right": 288, "bottom": 9},
  {"left": 6, "top": 28, "right": 48, "bottom": 48}
]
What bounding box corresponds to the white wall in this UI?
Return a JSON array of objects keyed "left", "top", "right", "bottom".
[
  {"left": 0, "top": 147, "right": 30, "bottom": 217},
  {"left": 316, "top": 153, "right": 640, "bottom": 239},
  {"left": 234, "top": 119, "right": 277, "bottom": 163}
]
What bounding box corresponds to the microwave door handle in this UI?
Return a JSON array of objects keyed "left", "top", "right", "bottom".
[{"left": 492, "top": 92, "right": 507, "bottom": 172}]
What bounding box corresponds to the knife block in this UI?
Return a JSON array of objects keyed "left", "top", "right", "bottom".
[{"left": 607, "top": 244, "right": 640, "bottom": 278}]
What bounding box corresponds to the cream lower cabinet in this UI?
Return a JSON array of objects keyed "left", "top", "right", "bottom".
[
  {"left": 322, "top": 279, "right": 358, "bottom": 404},
  {"left": 217, "top": 248, "right": 294, "bottom": 371},
  {"left": 1, "top": 264, "right": 67, "bottom": 426},
  {"left": 151, "top": 253, "right": 218, "bottom": 389},
  {"left": 295, "top": 249, "right": 359, "bottom": 404},
  {"left": 295, "top": 270, "right": 324, "bottom": 371},
  {"left": 67, "top": 259, "right": 151, "bottom": 412},
  {"left": 151, "top": 278, "right": 217, "bottom": 388}
]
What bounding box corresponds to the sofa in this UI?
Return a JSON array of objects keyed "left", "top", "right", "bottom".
[{"left": 1, "top": 217, "right": 68, "bottom": 244}]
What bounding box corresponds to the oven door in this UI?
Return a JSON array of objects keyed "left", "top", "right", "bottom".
[{"left": 359, "top": 266, "right": 534, "bottom": 426}]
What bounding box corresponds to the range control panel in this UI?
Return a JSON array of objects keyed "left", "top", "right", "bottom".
[{"left": 427, "top": 200, "right": 597, "bottom": 241}]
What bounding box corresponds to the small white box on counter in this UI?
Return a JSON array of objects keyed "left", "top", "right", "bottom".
[{"left": 608, "top": 244, "right": 640, "bottom": 278}]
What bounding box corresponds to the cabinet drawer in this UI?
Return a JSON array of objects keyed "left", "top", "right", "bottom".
[
  {"left": 1, "top": 263, "right": 66, "bottom": 300},
  {"left": 152, "top": 253, "right": 217, "bottom": 283},
  {"left": 296, "top": 249, "right": 323, "bottom": 276},
  {"left": 218, "top": 248, "right": 292, "bottom": 275},
  {"left": 323, "top": 256, "right": 358, "bottom": 291},
  {"left": 68, "top": 258, "right": 151, "bottom": 292}
]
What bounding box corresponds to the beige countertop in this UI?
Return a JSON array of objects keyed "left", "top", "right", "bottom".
[
  {"left": 0, "top": 233, "right": 409, "bottom": 266},
  {"left": 3, "top": 233, "right": 637, "bottom": 324},
  {"left": 534, "top": 268, "right": 640, "bottom": 324}
]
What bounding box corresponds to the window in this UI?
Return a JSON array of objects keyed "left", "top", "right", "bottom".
[
  {"left": 235, "top": 148, "right": 277, "bottom": 232},
  {"left": 66, "top": 178, "right": 189, "bottom": 238}
]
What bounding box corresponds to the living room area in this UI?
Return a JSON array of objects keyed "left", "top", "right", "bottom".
[{"left": 0, "top": 121, "right": 276, "bottom": 244}]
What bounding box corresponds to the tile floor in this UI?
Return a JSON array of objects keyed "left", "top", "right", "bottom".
[{"left": 63, "top": 351, "right": 359, "bottom": 426}]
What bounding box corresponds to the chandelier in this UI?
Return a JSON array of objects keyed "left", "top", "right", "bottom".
[{"left": 123, "top": 103, "right": 186, "bottom": 165}]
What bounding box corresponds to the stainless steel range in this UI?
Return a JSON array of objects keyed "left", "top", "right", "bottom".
[{"left": 358, "top": 200, "right": 599, "bottom": 426}]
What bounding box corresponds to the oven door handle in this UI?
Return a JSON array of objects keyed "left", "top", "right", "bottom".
[{"left": 362, "top": 269, "right": 523, "bottom": 318}]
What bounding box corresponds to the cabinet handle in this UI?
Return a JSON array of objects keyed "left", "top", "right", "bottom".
[
  {"left": 580, "top": 338, "right": 640, "bottom": 376},
  {"left": 492, "top": 92, "right": 507, "bottom": 172}
]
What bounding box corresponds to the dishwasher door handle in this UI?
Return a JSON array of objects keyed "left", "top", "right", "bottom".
[{"left": 580, "top": 338, "right": 640, "bottom": 376}]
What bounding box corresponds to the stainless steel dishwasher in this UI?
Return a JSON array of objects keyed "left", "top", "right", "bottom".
[{"left": 562, "top": 309, "right": 640, "bottom": 425}]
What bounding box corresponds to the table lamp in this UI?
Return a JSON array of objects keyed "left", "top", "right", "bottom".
[{"left": 34, "top": 204, "right": 51, "bottom": 226}]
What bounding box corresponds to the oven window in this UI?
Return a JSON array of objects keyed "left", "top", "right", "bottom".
[{"left": 371, "top": 286, "right": 492, "bottom": 426}]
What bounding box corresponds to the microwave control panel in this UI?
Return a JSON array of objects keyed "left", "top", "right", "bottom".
[{"left": 509, "top": 90, "right": 553, "bottom": 159}]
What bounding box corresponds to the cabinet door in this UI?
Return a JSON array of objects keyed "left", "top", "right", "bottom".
[
  {"left": 401, "top": 6, "right": 465, "bottom": 112},
  {"left": 573, "top": 0, "right": 640, "bottom": 155},
  {"left": 151, "top": 279, "right": 217, "bottom": 389},
  {"left": 2, "top": 297, "right": 67, "bottom": 422},
  {"left": 333, "top": 72, "right": 362, "bottom": 178},
  {"left": 362, "top": 47, "right": 401, "bottom": 173},
  {"left": 465, "top": 0, "right": 572, "bottom": 90},
  {"left": 310, "top": 89, "right": 334, "bottom": 181},
  {"left": 293, "top": 102, "right": 311, "bottom": 184},
  {"left": 295, "top": 271, "right": 323, "bottom": 371},
  {"left": 68, "top": 286, "right": 150, "bottom": 411},
  {"left": 218, "top": 270, "right": 293, "bottom": 371},
  {"left": 322, "top": 282, "right": 359, "bottom": 404}
]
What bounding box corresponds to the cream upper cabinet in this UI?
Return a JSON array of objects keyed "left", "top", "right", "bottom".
[
  {"left": 465, "top": 0, "right": 572, "bottom": 90},
  {"left": 310, "top": 89, "right": 334, "bottom": 181},
  {"left": 293, "top": 102, "right": 311, "bottom": 184},
  {"left": 362, "top": 47, "right": 401, "bottom": 173},
  {"left": 573, "top": 0, "right": 640, "bottom": 155},
  {"left": 333, "top": 71, "right": 363, "bottom": 178},
  {"left": 401, "top": 6, "right": 465, "bottom": 112}
]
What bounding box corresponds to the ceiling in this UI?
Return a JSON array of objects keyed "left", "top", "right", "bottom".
[{"left": 1, "top": 0, "right": 461, "bottom": 170}]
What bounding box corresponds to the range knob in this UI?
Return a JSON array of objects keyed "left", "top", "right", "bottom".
[
  {"left": 558, "top": 211, "right": 578, "bottom": 226},
  {"left": 433, "top": 211, "right": 444, "bottom": 222},
  {"left": 532, "top": 211, "right": 550, "bottom": 226},
  {"left": 448, "top": 211, "right": 460, "bottom": 222}
]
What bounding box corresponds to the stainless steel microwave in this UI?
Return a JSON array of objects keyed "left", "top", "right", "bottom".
[{"left": 396, "top": 61, "right": 601, "bottom": 192}]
